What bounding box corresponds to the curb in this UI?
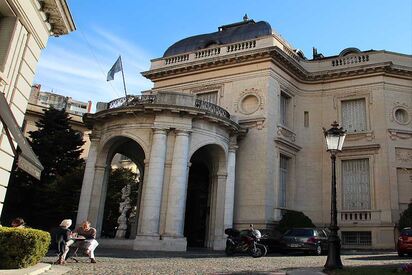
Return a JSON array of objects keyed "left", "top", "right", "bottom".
[{"left": 0, "top": 263, "right": 51, "bottom": 275}]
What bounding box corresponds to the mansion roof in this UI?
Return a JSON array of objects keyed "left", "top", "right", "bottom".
[
  {"left": 143, "top": 18, "right": 412, "bottom": 83},
  {"left": 163, "top": 19, "right": 272, "bottom": 57}
]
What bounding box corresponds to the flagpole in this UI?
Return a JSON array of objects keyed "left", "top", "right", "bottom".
[{"left": 119, "top": 55, "right": 128, "bottom": 98}]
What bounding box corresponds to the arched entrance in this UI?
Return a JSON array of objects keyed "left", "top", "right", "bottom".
[
  {"left": 184, "top": 144, "right": 226, "bottom": 248},
  {"left": 99, "top": 136, "right": 145, "bottom": 239}
]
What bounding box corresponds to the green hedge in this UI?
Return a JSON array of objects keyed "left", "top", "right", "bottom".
[
  {"left": 276, "top": 209, "right": 316, "bottom": 233},
  {"left": 0, "top": 227, "right": 51, "bottom": 269}
]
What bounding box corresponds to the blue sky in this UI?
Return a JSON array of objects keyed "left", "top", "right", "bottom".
[{"left": 34, "top": 0, "right": 412, "bottom": 108}]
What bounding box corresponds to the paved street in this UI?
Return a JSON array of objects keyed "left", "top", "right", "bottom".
[{"left": 42, "top": 249, "right": 412, "bottom": 275}]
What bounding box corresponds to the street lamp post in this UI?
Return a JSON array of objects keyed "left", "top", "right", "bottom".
[{"left": 323, "top": 121, "right": 346, "bottom": 271}]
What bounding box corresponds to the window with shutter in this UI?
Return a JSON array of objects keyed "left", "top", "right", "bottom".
[
  {"left": 279, "top": 155, "right": 289, "bottom": 208},
  {"left": 341, "top": 99, "right": 367, "bottom": 132},
  {"left": 196, "top": 91, "right": 218, "bottom": 104},
  {"left": 342, "top": 159, "right": 370, "bottom": 210}
]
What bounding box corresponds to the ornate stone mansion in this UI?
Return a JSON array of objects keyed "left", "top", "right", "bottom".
[{"left": 76, "top": 18, "right": 412, "bottom": 251}]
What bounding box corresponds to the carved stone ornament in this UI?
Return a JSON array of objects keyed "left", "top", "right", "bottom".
[
  {"left": 396, "top": 148, "right": 412, "bottom": 164},
  {"left": 235, "top": 88, "right": 264, "bottom": 115},
  {"left": 277, "top": 125, "right": 296, "bottom": 142}
]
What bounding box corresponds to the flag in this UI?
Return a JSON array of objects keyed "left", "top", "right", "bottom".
[{"left": 107, "top": 56, "right": 122, "bottom": 81}]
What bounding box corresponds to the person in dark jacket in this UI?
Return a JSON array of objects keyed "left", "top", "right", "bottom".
[{"left": 54, "top": 219, "right": 73, "bottom": 264}]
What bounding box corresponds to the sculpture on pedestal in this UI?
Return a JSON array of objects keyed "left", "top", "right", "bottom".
[{"left": 115, "top": 184, "right": 131, "bottom": 239}]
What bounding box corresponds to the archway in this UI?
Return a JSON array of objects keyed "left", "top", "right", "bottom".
[
  {"left": 99, "top": 136, "right": 145, "bottom": 239},
  {"left": 184, "top": 144, "right": 226, "bottom": 248}
]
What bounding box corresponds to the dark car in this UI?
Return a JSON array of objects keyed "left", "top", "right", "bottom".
[
  {"left": 397, "top": 227, "right": 412, "bottom": 256},
  {"left": 258, "top": 229, "right": 282, "bottom": 253},
  {"left": 280, "top": 228, "right": 328, "bottom": 255}
]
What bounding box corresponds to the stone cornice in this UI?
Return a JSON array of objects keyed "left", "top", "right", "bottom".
[
  {"left": 142, "top": 46, "right": 412, "bottom": 84},
  {"left": 83, "top": 104, "right": 244, "bottom": 135},
  {"left": 41, "top": 0, "right": 76, "bottom": 36}
]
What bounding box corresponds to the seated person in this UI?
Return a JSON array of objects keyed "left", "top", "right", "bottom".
[
  {"left": 54, "top": 219, "right": 74, "bottom": 265},
  {"left": 73, "top": 220, "right": 99, "bottom": 263},
  {"left": 11, "top": 217, "right": 25, "bottom": 228}
]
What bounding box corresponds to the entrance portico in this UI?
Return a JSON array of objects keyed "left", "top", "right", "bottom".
[{"left": 77, "top": 91, "right": 244, "bottom": 251}]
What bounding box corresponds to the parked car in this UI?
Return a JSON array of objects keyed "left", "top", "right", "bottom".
[
  {"left": 280, "top": 228, "right": 328, "bottom": 255},
  {"left": 397, "top": 227, "right": 412, "bottom": 256},
  {"left": 258, "top": 229, "right": 282, "bottom": 253}
]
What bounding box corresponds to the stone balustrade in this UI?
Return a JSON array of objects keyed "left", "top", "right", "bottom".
[
  {"left": 104, "top": 93, "right": 231, "bottom": 120},
  {"left": 162, "top": 39, "right": 257, "bottom": 66},
  {"left": 332, "top": 54, "right": 369, "bottom": 67},
  {"left": 165, "top": 54, "right": 190, "bottom": 64},
  {"left": 226, "top": 40, "right": 256, "bottom": 53},
  {"left": 195, "top": 47, "right": 221, "bottom": 59},
  {"left": 338, "top": 210, "right": 380, "bottom": 224}
]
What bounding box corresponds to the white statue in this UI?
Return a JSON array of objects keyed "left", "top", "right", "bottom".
[{"left": 115, "top": 184, "right": 131, "bottom": 239}]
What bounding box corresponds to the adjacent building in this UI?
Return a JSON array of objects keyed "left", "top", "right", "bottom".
[
  {"left": 23, "top": 85, "right": 91, "bottom": 159},
  {"left": 0, "top": 0, "right": 75, "bottom": 218},
  {"left": 77, "top": 18, "right": 412, "bottom": 250}
]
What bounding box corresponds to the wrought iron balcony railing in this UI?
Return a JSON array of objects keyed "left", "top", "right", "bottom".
[{"left": 106, "top": 95, "right": 231, "bottom": 119}]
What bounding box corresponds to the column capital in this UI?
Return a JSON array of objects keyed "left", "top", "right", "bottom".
[
  {"left": 95, "top": 164, "right": 108, "bottom": 170},
  {"left": 228, "top": 145, "right": 239, "bottom": 152},
  {"left": 175, "top": 129, "right": 192, "bottom": 136},
  {"left": 152, "top": 127, "right": 168, "bottom": 135},
  {"left": 89, "top": 132, "right": 101, "bottom": 142}
]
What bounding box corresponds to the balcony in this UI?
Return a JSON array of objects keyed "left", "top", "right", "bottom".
[
  {"left": 96, "top": 92, "right": 231, "bottom": 120},
  {"left": 338, "top": 210, "right": 381, "bottom": 225}
]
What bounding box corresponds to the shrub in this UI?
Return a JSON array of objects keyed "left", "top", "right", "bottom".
[
  {"left": 399, "top": 202, "right": 412, "bottom": 231},
  {"left": 276, "top": 209, "right": 315, "bottom": 233},
  {"left": 0, "top": 227, "right": 50, "bottom": 269}
]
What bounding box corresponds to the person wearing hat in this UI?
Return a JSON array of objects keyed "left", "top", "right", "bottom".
[{"left": 55, "top": 219, "right": 74, "bottom": 264}]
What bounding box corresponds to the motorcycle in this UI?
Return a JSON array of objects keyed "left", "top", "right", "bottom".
[{"left": 224, "top": 225, "right": 267, "bottom": 258}]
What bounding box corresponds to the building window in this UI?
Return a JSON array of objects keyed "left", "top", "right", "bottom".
[
  {"left": 342, "top": 231, "right": 371, "bottom": 246},
  {"left": 342, "top": 159, "right": 370, "bottom": 210},
  {"left": 394, "top": 108, "right": 409, "bottom": 124},
  {"left": 280, "top": 92, "right": 290, "bottom": 126},
  {"left": 304, "top": 111, "right": 309, "bottom": 127},
  {"left": 0, "top": 13, "right": 17, "bottom": 72},
  {"left": 120, "top": 154, "right": 130, "bottom": 162},
  {"left": 341, "top": 98, "right": 367, "bottom": 133},
  {"left": 196, "top": 91, "right": 218, "bottom": 104},
  {"left": 279, "top": 154, "right": 289, "bottom": 208}
]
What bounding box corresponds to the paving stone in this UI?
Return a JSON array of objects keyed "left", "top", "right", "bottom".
[{"left": 41, "top": 250, "right": 410, "bottom": 275}]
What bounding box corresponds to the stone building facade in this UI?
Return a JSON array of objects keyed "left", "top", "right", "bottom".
[
  {"left": 0, "top": 0, "right": 75, "bottom": 217},
  {"left": 77, "top": 19, "right": 412, "bottom": 250},
  {"left": 23, "top": 85, "right": 91, "bottom": 159}
]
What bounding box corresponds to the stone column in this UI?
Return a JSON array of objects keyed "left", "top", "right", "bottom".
[
  {"left": 213, "top": 173, "right": 228, "bottom": 250},
  {"left": 137, "top": 128, "right": 167, "bottom": 236},
  {"left": 164, "top": 130, "right": 190, "bottom": 240},
  {"left": 76, "top": 134, "right": 100, "bottom": 226},
  {"left": 224, "top": 144, "right": 238, "bottom": 230}
]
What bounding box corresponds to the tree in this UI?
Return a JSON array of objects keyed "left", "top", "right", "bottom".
[
  {"left": 30, "top": 107, "right": 84, "bottom": 182},
  {"left": 1, "top": 107, "right": 85, "bottom": 230},
  {"left": 399, "top": 202, "right": 412, "bottom": 230}
]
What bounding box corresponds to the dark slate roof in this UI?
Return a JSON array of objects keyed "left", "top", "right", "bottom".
[{"left": 163, "top": 20, "right": 272, "bottom": 57}]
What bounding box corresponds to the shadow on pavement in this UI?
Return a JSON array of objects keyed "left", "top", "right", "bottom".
[{"left": 346, "top": 254, "right": 411, "bottom": 261}]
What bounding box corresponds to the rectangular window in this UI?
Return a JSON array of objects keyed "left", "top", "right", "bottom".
[
  {"left": 197, "top": 91, "right": 218, "bottom": 104},
  {"left": 304, "top": 111, "right": 309, "bottom": 127},
  {"left": 342, "top": 159, "right": 370, "bottom": 210},
  {"left": 280, "top": 92, "right": 290, "bottom": 126},
  {"left": 0, "top": 14, "right": 17, "bottom": 71},
  {"left": 341, "top": 98, "right": 367, "bottom": 132},
  {"left": 279, "top": 154, "right": 289, "bottom": 208},
  {"left": 341, "top": 231, "right": 371, "bottom": 246}
]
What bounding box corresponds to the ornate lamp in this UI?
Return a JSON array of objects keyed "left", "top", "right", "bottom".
[{"left": 323, "top": 121, "right": 346, "bottom": 270}]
